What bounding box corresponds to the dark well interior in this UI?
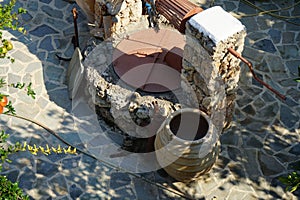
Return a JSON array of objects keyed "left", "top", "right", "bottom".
[{"left": 170, "top": 112, "right": 209, "bottom": 141}]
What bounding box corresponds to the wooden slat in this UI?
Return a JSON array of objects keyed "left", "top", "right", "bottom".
[{"left": 155, "top": 0, "right": 201, "bottom": 32}]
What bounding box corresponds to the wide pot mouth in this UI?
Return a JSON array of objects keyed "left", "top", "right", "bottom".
[{"left": 165, "top": 108, "right": 211, "bottom": 142}]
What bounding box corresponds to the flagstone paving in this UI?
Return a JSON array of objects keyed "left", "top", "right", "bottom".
[{"left": 0, "top": 0, "right": 299, "bottom": 199}]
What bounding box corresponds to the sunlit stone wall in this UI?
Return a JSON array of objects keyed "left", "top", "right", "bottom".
[{"left": 182, "top": 6, "right": 246, "bottom": 130}]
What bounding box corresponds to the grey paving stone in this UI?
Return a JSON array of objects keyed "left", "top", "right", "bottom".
[
  {"left": 268, "top": 29, "right": 281, "bottom": 44},
  {"left": 36, "top": 158, "right": 59, "bottom": 176},
  {"left": 248, "top": 32, "right": 268, "bottom": 42},
  {"left": 41, "top": 5, "right": 64, "bottom": 19},
  {"left": 258, "top": 151, "right": 285, "bottom": 176},
  {"left": 243, "top": 47, "right": 265, "bottom": 63},
  {"left": 40, "top": 36, "right": 54, "bottom": 51},
  {"left": 233, "top": 108, "right": 247, "bottom": 122},
  {"left": 278, "top": 45, "right": 299, "bottom": 59},
  {"left": 81, "top": 154, "right": 98, "bottom": 168},
  {"left": 227, "top": 188, "right": 249, "bottom": 200},
  {"left": 289, "top": 143, "right": 300, "bottom": 156},
  {"left": 26, "top": 61, "right": 43, "bottom": 73},
  {"left": 45, "top": 17, "right": 71, "bottom": 31},
  {"left": 8, "top": 72, "right": 22, "bottom": 84},
  {"left": 236, "top": 96, "right": 253, "bottom": 109},
  {"left": 61, "top": 156, "right": 81, "bottom": 169},
  {"left": 63, "top": 26, "right": 76, "bottom": 37},
  {"left": 112, "top": 187, "right": 137, "bottom": 200},
  {"left": 27, "top": 40, "right": 39, "bottom": 54},
  {"left": 45, "top": 81, "right": 61, "bottom": 91},
  {"left": 133, "top": 177, "right": 159, "bottom": 200},
  {"left": 48, "top": 174, "right": 69, "bottom": 196},
  {"left": 48, "top": 88, "right": 72, "bottom": 111},
  {"left": 60, "top": 133, "right": 83, "bottom": 145},
  {"left": 242, "top": 104, "right": 256, "bottom": 116},
  {"left": 27, "top": 1, "right": 39, "bottom": 11},
  {"left": 262, "top": 91, "right": 277, "bottom": 103},
  {"left": 64, "top": 44, "right": 76, "bottom": 57},
  {"left": 220, "top": 129, "right": 240, "bottom": 146},
  {"left": 240, "top": 17, "right": 259, "bottom": 32},
  {"left": 79, "top": 193, "right": 107, "bottom": 200},
  {"left": 0, "top": 169, "right": 20, "bottom": 183},
  {"left": 288, "top": 160, "right": 300, "bottom": 171},
  {"left": 243, "top": 87, "right": 263, "bottom": 97},
  {"left": 18, "top": 167, "right": 36, "bottom": 190},
  {"left": 286, "top": 88, "right": 300, "bottom": 102},
  {"left": 54, "top": 38, "right": 71, "bottom": 50},
  {"left": 54, "top": 0, "right": 70, "bottom": 8},
  {"left": 69, "top": 184, "right": 83, "bottom": 199},
  {"left": 45, "top": 65, "right": 64, "bottom": 82},
  {"left": 286, "top": 60, "right": 300, "bottom": 75},
  {"left": 40, "top": 0, "right": 52, "bottom": 4},
  {"left": 227, "top": 146, "right": 243, "bottom": 162},
  {"left": 284, "top": 96, "right": 299, "bottom": 107},
  {"left": 286, "top": 19, "right": 300, "bottom": 31},
  {"left": 252, "top": 97, "right": 265, "bottom": 110},
  {"left": 255, "top": 60, "right": 270, "bottom": 73},
  {"left": 253, "top": 39, "right": 277, "bottom": 53},
  {"left": 243, "top": 149, "right": 262, "bottom": 181},
  {"left": 110, "top": 172, "right": 132, "bottom": 190},
  {"left": 46, "top": 52, "right": 62, "bottom": 65},
  {"left": 88, "top": 134, "right": 113, "bottom": 147},
  {"left": 36, "top": 51, "right": 47, "bottom": 60},
  {"left": 223, "top": 1, "right": 237, "bottom": 11},
  {"left": 282, "top": 32, "right": 295, "bottom": 44},
  {"left": 274, "top": 152, "right": 298, "bottom": 164},
  {"left": 256, "top": 102, "right": 279, "bottom": 119},
  {"left": 32, "top": 13, "right": 45, "bottom": 25},
  {"left": 21, "top": 12, "right": 33, "bottom": 22},
  {"left": 30, "top": 24, "right": 59, "bottom": 37},
  {"left": 11, "top": 49, "right": 34, "bottom": 63},
  {"left": 242, "top": 134, "right": 263, "bottom": 149},
  {"left": 238, "top": 1, "right": 257, "bottom": 14},
  {"left": 65, "top": 173, "right": 87, "bottom": 191},
  {"left": 280, "top": 104, "right": 299, "bottom": 129}
]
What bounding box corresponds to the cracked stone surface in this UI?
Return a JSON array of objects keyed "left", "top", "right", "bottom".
[{"left": 0, "top": 0, "right": 299, "bottom": 199}]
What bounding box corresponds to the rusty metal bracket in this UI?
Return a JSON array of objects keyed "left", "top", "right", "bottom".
[{"left": 228, "top": 48, "right": 286, "bottom": 101}]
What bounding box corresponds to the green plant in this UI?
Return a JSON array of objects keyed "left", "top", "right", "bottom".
[
  {"left": 294, "top": 66, "right": 300, "bottom": 83},
  {"left": 0, "top": 130, "right": 28, "bottom": 200},
  {"left": 0, "top": 79, "right": 35, "bottom": 115},
  {"left": 0, "top": 130, "right": 17, "bottom": 171},
  {"left": 279, "top": 171, "right": 300, "bottom": 193},
  {"left": 0, "top": 0, "right": 26, "bottom": 62},
  {"left": 0, "top": 176, "right": 29, "bottom": 200},
  {"left": 0, "top": 1, "right": 29, "bottom": 199}
]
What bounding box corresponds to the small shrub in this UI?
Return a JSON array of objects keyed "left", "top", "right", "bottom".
[
  {"left": 279, "top": 171, "right": 300, "bottom": 193},
  {"left": 0, "top": 176, "right": 29, "bottom": 200}
]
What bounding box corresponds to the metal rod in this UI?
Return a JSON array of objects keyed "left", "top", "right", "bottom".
[
  {"left": 228, "top": 48, "right": 286, "bottom": 101},
  {"left": 72, "top": 7, "right": 79, "bottom": 49}
]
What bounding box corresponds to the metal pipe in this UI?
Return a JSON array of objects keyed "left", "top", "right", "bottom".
[{"left": 228, "top": 48, "right": 286, "bottom": 101}]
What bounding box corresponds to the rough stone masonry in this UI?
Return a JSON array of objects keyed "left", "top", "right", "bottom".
[
  {"left": 182, "top": 6, "right": 246, "bottom": 131},
  {"left": 83, "top": 5, "right": 246, "bottom": 138}
]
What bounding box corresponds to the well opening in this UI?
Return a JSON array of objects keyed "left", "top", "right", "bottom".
[{"left": 170, "top": 111, "right": 209, "bottom": 141}]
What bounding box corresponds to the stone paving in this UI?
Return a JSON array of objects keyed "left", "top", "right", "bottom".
[{"left": 0, "top": 0, "right": 299, "bottom": 199}]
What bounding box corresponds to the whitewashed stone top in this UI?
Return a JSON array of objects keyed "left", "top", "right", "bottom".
[{"left": 189, "top": 6, "right": 245, "bottom": 44}]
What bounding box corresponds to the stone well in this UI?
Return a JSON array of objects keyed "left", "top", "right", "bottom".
[{"left": 74, "top": 3, "right": 246, "bottom": 151}]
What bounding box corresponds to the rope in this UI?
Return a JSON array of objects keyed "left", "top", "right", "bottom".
[{"left": 4, "top": 113, "right": 194, "bottom": 199}]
